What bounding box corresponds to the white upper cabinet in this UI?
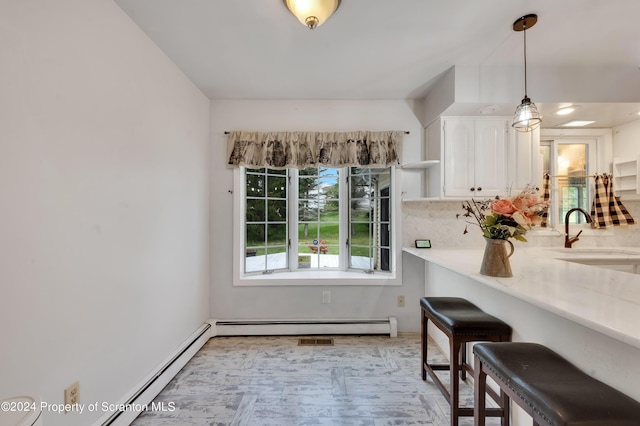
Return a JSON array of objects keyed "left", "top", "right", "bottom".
[
  {"left": 421, "top": 116, "right": 540, "bottom": 201},
  {"left": 443, "top": 118, "right": 507, "bottom": 198},
  {"left": 507, "top": 127, "right": 542, "bottom": 193}
]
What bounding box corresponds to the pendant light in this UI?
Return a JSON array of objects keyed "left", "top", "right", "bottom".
[
  {"left": 512, "top": 14, "right": 542, "bottom": 132},
  {"left": 283, "top": 0, "right": 341, "bottom": 30}
]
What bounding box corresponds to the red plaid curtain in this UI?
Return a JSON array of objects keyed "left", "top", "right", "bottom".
[{"left": 590, "top": 174, "right": 636, "bottom": 229}]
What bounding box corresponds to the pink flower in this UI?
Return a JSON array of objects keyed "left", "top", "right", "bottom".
[
  {"left": 512, "top": 194, "right": 540, "bottom": 210},
  {"left": 512, "top": 210, "right": 533, "bottom": 228},
  {"left": 490, "top": 199, "right": 516, "bottom": 216}
]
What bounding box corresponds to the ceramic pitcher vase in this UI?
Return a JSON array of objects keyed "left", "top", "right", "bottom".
[{"left": 480, "top": 237, "right": 514, "bottom": 277}]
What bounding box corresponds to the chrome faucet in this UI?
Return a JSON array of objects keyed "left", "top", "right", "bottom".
[{"left": 564, "top": 208, "right": 593, "bottom": 248}]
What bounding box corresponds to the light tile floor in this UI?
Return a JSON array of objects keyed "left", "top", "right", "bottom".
[{"left": 131, "top": 334, "right": 500, "bottom": 426}]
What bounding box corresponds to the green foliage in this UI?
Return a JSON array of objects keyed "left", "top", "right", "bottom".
[
  {"left": 246, "top": 169, "right": 288, "bottom": 245},
  {"left": 481, "top": 213, "right": 528, "bottom": 241},
  {"left": 245, "top": 166, "right": 392, "bottom": 265}
]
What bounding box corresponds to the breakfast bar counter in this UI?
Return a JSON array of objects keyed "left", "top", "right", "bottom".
[
  {"left": 403, "top": 245, "right": 640, "bottom": 349},
  {"left": 403, "top": 245, "right": 640, "bottom": 417}
]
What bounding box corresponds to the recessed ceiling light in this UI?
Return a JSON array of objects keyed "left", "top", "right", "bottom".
[
  {"left": 556, "top": 105, "right": 581, "bottom": 115},
  {"left": 559, "top": 120, "right": 595, "bottom": 127},
  {"left": 556, "top": 107, "right": 574, "bottom": 115}
]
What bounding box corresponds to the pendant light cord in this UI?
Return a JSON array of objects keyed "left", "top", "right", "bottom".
[{"left": 523, "top": 24, "right": 528, "bottom": 97}]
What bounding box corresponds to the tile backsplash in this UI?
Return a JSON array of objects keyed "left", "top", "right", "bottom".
[{"left": 403, "top": 200, "right": 640, "bottom": 249}]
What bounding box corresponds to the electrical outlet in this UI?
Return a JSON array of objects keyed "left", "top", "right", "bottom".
[
  {"left": 64, "top": 381, "right": 80, "bottom": 410},
  {"left": 397, "top": 295, "right": 405, "bottom": 307},
  {"left": 322, "top": 290, "right": 331, "bottom": 304}
]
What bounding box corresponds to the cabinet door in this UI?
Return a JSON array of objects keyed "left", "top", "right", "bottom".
[
  {"left": 474, "top": 119, "right": 507, "bottom": 197},
  {"left": 443, "top": 119, "right": 475, "bottom": 197},
  {"left": 507, "top": 127, "right": 541, "bottom": 193}
]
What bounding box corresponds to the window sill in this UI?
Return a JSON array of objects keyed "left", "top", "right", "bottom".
[{"left": 234, "top": 269, "right": 399, "bottom": 287}]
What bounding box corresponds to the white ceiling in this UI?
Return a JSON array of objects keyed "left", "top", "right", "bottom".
[{"left": 113, "top": 0, "right": 640, "bottom": 128}]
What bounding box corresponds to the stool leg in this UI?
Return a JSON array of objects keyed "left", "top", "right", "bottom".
[
  {"left": 499, "top": 336, "right": 511, "bottom": 426},
  {"left": 450, "top": 337, "right": 461, "bottom": 426},
  {"left": 474, "top": 355, "right": 486, "bottom": 426},
  {"left": 500, "top": 388, "right": 510, "bottom": 426},
  {"left": 421, "top": 311, "right": 428, "bottom": 380},
  {"left": 460, "top": 341, "right": 467, "bottom": 381}
]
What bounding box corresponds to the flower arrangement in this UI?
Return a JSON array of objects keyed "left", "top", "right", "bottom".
[{"left": 458, "top": 185, "right": 548, "bottom": 242}]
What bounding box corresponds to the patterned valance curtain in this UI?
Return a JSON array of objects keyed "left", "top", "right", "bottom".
[
  {"left": 590, "top": 173, "right": 636, "bottom": 229},
  {"left": 226, "top": 131, "right": 403, "bottom": 169}
]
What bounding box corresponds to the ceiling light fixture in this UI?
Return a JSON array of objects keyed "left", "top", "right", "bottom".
[
  {"left": 512, "top": 14, "right": 542, "bottom": 132},
  {"left": 559, "top": 120, "right": 595, "bottom": 127},
  {"left": 556, "top": 105, "right": 581, "bottom": 115},
  {"left": 283, "top": 0, "right": 341, "bottom": 30},
  {"left": 556, "top": 107, "right": 575, "bottom": 116}
]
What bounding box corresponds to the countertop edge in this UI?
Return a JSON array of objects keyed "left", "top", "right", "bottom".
[{"left": 403, "top": 246, "right": 640, "bottom": 351}]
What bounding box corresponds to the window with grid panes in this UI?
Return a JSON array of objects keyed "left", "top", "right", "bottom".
[{"left": 242, "top": 166, "right": 394, "bottom": 275}]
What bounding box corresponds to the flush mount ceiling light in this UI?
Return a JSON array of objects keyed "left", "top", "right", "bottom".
[
  {"left": 512, "top": 13, "right": 542, "bottom": 132},
  {"left": 283, "top": 0, "right": 341, "bottom": 30},
  {"left": 556, "top": 105, "right": 581, "bottom": 116},
  {"left": 559, "top": 120, "right": 595, "bottom": 127}
]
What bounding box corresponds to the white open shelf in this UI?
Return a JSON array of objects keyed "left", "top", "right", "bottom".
[
  {"left": 613, "top": 155, "right": 640, "bottom": 200},
  {"left": 400, "top": 160, "right": 440, "bottom": 169}
]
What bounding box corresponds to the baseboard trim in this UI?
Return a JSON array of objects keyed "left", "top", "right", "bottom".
[
  {"left": 209, "top": 317, "right": 398, "bottom": 337},
  {"left": 95, "top": 323, "right": 212, "bottom": 426}
]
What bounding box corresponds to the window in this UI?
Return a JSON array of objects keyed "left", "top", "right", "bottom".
[
  {"left": 297, "top": 167, "right": 341, "bottom": 269},
  {"left": 245, "top": 168, "right": 288, "bottom": 273},
  {"left": 242, "top": 166, "right": 394, "bottom": 276},
  {"left": 349, "top": 167, "right": 392, "bottom": 271},
  {"left": 540, "top": 139, "right": 596, "bottom": 227}
]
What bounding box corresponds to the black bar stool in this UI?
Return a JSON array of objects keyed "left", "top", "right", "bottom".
[
  {"left": 420, "top": 297, "right": 512, "bottom": 426},
  {"left": 474, "top": 342, "right": 640, "bottom": 426}
]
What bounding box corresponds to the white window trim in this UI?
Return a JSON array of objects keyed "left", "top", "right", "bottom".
[{"left": 231, "top": 168, "right": 401, "bottom": 286}]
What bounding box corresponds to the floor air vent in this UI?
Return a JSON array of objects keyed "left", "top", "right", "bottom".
[{"left": 298, "top": 337, "right": 334, "bottom": 346}]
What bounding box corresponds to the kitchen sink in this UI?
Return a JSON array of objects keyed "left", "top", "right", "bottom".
[
  {"left": 548, "top": 248, "right": 640, "bottom": 256},
  {"left": 548, "top": 248, "right": 640, "bottom": 274}
]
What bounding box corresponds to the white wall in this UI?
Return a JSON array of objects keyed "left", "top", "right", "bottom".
[
  {"left": 460, "top": 64, "right": 640, "bottom": 104},
  {"left": 0, "top": 1, "right": 210, "bottom": 425},
  {"left": 614, "top": 119, "right": 640, "bottom": 159},
  {"left": 210, "top": 100, "right": 424, "bottom": 332}
]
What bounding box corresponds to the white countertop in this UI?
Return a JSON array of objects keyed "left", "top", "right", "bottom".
[{"left": 403, "top": 245, "right": 640, "bottom": 350}]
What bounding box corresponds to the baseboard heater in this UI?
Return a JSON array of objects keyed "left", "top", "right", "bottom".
[
  {"left": 98, "top": 323, "right": 211, "bottom": 426},
  {"left": 210, "top": 317, "right": 397, "bottom": 337}
]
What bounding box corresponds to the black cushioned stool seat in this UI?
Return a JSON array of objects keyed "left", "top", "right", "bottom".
[
  {"left": 473, "top": 342, "right": 640, "bottom": 426},
  {"left": 420, "top": 297, "right": 512, "bottom": 426}
]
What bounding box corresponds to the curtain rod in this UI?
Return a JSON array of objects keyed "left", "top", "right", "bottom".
[
  {"left": 550, "top": 174, "right": 596, "bottom": 178},
  {"left": 224, "top": 131, "right": 410, "bottom": 135}
]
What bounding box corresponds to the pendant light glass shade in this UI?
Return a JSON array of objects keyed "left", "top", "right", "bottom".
[
  {"left": 283, "top": 0, "right": 341, "bottom": 29},
  {"left": 512, "top": 14, "right": 541, "bottom": 132},
  {"left": 513, "top": 96, "right": 542, "bottom": 132}
]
